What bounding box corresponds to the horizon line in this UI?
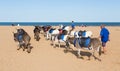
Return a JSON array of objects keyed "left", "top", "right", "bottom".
[{"left": 0, "top": 21, "right": 120, "bottom": 22}]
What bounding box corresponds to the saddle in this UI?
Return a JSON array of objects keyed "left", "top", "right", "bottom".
[
  {"left": 62, "top": 26, "right": 66, "bottom": 30},
  {"left": 78, "top": 30, "right": 86, "bottom": 37},
  {"left": 17, "top": 35, "right": 23, "bottom": 42},
  {"left": 43, "top": 26, "right": 51, "bottom": 32},
  {"left": 58, "top": 34, "right": 64, "bottom": 41},
  {"left": 62, "top": 30, "right": 68, "bottom": 35},
  {"left": 17, "top": 29, "right": 24, "bottom": 42},
  {"left": 58, "top": 29, "right": 63, "bottom": 34},
  {"left": 49, "top": 28, "right": 56, "bottom": 33},
  {"left": 74, "top": 37, "right": 91, "bottom": 47}
]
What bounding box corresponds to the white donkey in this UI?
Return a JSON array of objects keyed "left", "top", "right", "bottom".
[
  {"left": 52, "top": 34, "right": 68, "bottom": 48},
  {"left": 46, "top": 28, "right": 60, "bottom": 40}
]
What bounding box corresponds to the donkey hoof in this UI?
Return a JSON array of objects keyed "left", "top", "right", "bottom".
[
  {"left": 80, "top": 57, "right": 84, "bottom": 59},
  {"left": 27, "top": 51, "right": 31, "bottom": 53},
  {"left": 36, "top": 38, "right": 40, "bottom": 41},
  {"left": 77, "top": 56, "right": 84, "bottom": 59},
  {"left": 88, "top": 58, "right": 91, "bottom": 61},
  {"left": 27, "top": 49, "right": 31, "bottom": 53},
  {"left": 64, "top": 50, "right": 68, "bottom": 53},
  {"left": 17, "top": 48, "right": 20, "bottom": 50},
  {"left": 36, "top": 40, "right": 39, "bottom": 41}
]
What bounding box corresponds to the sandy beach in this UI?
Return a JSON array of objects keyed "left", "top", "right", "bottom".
[{"left": 0, "top": 26, "right": 120, "bottom": 71}]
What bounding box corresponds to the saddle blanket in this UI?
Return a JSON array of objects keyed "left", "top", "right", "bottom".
[
  {"left": 58, "top": 34, "right": 66, "bottom": 41},
  {"left": 17, "top": 35, "right": 23, "bottom": 42},
  {"left": 49, "top": 29, "right": 54, "bottom": 33},
  {"left": 78, "top": 31, "right": 86, "bottom": 37},
  {"left": 74, "top": 37, "right": 91, "bottom": 47}
]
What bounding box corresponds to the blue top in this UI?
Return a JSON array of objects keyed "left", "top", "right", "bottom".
[
  {"left": 100, "top": 28, "right": 110, "bottom": 43},
  {"left": 71, "top": 23, "right": 75, "bottom": 28}
]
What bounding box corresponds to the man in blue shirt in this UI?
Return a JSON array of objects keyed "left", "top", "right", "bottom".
[
  {"left": 71, "top": 21, "right": 75, "bottom": 30},
  {"left": 100, "top": 24, "right": 110, "bottom": 54}
]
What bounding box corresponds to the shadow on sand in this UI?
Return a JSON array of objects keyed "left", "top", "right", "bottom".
[{"left": 64, "top": 49, "right": 101, "bottom": 61}]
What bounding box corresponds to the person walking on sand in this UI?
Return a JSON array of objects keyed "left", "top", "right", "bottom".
[{"left": 99, "top": 24, "right": 110, "bottom": 54}]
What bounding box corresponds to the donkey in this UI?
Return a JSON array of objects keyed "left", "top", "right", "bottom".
[
  {"left": 66, "top": 37, "right": 102, "bottom": 61},
  {"left": 46, "top": 28, "right": 68, "bottom": 40},
  {"left": 33, "top": 26, "right": 41, "bottom": 41},
  {"left": 41, "top": 25, "right": 52, "bottom": 37},
  {"left": 52, "top": 34, "right": 69, "bottom": 48},
  {"left": 46, "top": 28, "right": 58, "bottom": 40},
  {"left": 13, "top": 28, "right": 31, "bottom": 53}
]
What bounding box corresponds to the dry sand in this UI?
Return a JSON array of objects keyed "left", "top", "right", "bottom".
[{"left": 0, "top": 26, "right": 120, "bottom": 71}]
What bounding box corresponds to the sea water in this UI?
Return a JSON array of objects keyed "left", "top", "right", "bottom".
[{"left": 0, "top": 22, "right": 120, "bottom": 26}]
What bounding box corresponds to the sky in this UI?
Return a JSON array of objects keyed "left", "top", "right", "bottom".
[{"left": 0, "top": 0, "right": 120, "bottom": 22}]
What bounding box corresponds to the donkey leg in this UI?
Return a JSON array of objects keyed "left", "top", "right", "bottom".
[
  {"left": 92, "top": 46, "right": 102, "bottom": 61},
  {"left": 53, "top": 41, "right": 56, "bottom": 48},
  {"left": 58, "top": 42, "right": 60, "bottom": 48},
  {"left": 89, "top": 48, "right": 100, "bottom": 61},
  {"left": 17, "top": 42, "right": 23, "bottom": 50},
  {"left": 77, "top": 48, "right": 81, "bottom": 58},
  {"left": 22, "top": 41, "right": 28, "bottom": 51},
  {"left": 77, "top": 48, "right": 84, "bottom": 59},
  {"left": 27, "top": 45, "right": 31, "bottom": 53},
  {"left": 98, "top": 46, "right": 102, "bottom": 61},
  {"left": 88, "top": 45, "right": 94, "bottom": 60},
  {"left": 38, "top": 35, "right": 40, "bottom": 40},
  {"left": 92, "top": 50, "right": 97, "bottom": 60},
  {"left": 88, "top": 50, "right": 94, "bottom": 60},
  {"left": 22, "top": 43, "right": 26, "bottom": 51},
  {"left": 17, "top": 44, "right": 22, "bottom": 50},
  {"left": 36, "top": 36, "right": 40, "bottom": 41}
]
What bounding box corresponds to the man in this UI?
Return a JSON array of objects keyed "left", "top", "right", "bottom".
[
  {"left": 71, "top": 21, "right": 75, "bottom": 30},
  {"left": 100, "top": 24, "right": 110, "bottom": 54}
]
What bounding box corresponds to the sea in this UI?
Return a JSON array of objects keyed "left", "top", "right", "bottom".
[{"left": 0, "top": 22, "right": 120, "bottom": 26}]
